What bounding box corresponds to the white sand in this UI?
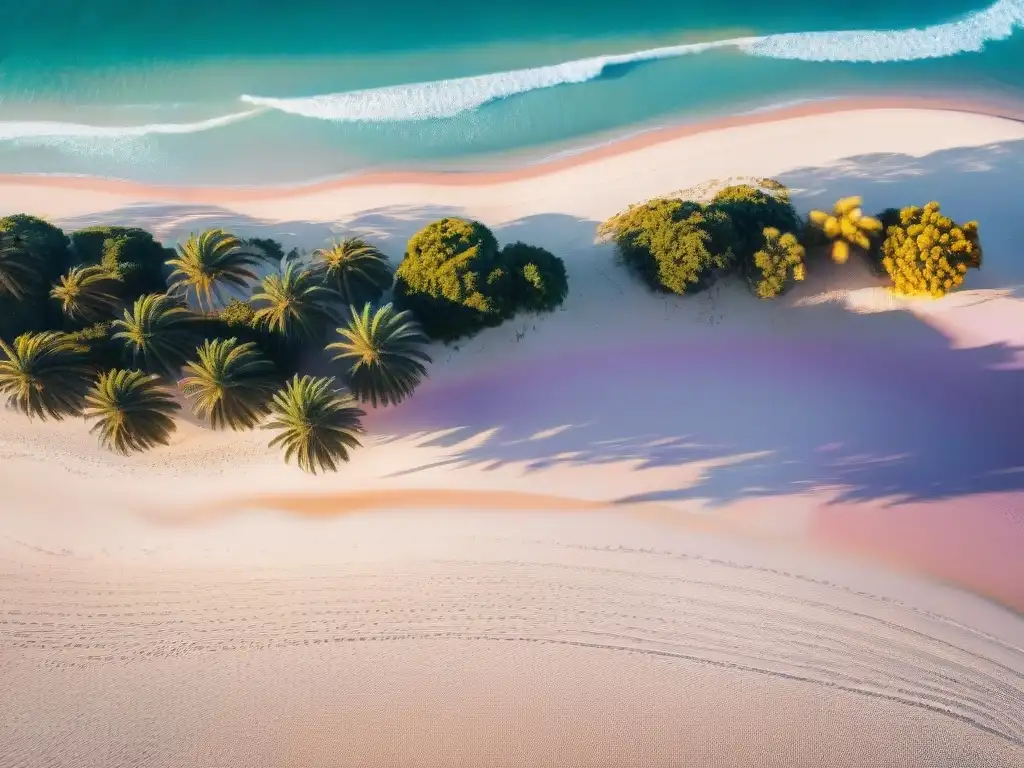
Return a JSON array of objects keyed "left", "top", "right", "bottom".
[{"left": 2, "top": 107, "right": 1024, "bottom": 766}]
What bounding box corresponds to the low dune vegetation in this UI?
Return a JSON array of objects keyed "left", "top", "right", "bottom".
[
  {"left": 0, "top": 214, "right": 569, "bottom": 472},
  {"left": 0, "top": 186, "right": 982, "bottom": 472},
  {"left": 598, "top": 180, "right": 982, "bottom": 301}
]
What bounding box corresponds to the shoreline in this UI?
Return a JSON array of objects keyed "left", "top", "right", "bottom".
[{"left": 1, "top": 95, "right": 1024, "bottom": 201}]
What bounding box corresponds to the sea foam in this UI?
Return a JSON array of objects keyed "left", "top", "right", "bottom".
[
  {"left": 3, "top": 0, "right": 1022, "bottom": 143},
  {"left": 0, "top": 110, "right": 259, "bottom": 143},
  {"left": 240, "top": 0, "right": 1024, "bottom": 123}
]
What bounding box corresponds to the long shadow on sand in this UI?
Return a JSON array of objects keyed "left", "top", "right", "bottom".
[
  {"left": 368, "top": 140, "right": 1024, "bottom": 508},
  {"left": 53, "top": 141, "right": 1024, "bottom": 508},
  {"left": 371, "top": 299, "right": 1024, "bottom": 507},
  {"left": 778, "top": 138, "right": 1024, "bottom": 290},
  {"left": 57, "top": 203, "right": 463, "bottom": 259}
]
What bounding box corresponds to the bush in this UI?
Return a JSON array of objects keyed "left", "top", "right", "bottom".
[
  {"left": 0, "top": 293, "right": 52, "bottom": 342},
  {"left": 501, "top": 242, "right": 569, "bottom": 313},
  {"left": 711, "top": 184, "right": 800, "bottom": 260},
  {"left": 198, "top": 299, "right": 297, "bottom": 380},
  {"left": 0, "top": 215, "right": 70, "bottom": 339},
  {"left": 598, "top": 198, "right": 735, "bottom": 295},
  {"left": 218, "top": 298, "right": 258, "bottom": 329},
  {"left": 70, "top": 226, "right": 172, "bottom": 301},
  {"left": 863, "top": 207, "right": 901, "bottom": 276},
  {"left": 0, "top": 214, "right": 71, "bottom": 285},
  {"left": 749, "top": 228, "right": 806, "bottom": 299},
  {"left": 880, "top": 202, "right": 982, "bottom": 298},
  {"left": 393, "top": 218, "right": 512, "bottom": 341},
  {"left": 64, "top": 321, "right": 124, "bottom": 371}
]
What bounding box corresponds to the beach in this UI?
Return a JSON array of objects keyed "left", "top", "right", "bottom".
[{"left": 2, "top": 104, "right": 1024, "bottom": 766}]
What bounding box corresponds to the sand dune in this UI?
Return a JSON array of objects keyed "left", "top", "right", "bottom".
[{"left": 2, "top": 105, "right": 1024, "bottom": 766}]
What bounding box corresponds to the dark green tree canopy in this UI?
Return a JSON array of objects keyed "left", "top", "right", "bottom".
[
  {"left": 0, "top": 215, "right": 71, "bottom": 285},
  {"left": 710, "top": 184, "right": 800, "bottom": 260},
  {"left": 393, "top": 217, "right": 511, "bottom": 341},
  {"left": 394, "top": 218, "right": 570, "bottom": 340},
  {"left": 599, "top": 198, "right": 736, "bottom": 295},
  {"left": 0, "top": 216, "right": 73, "bottom": 341},
  {"left": 70, "top": 226, "right": 172, "bottom": 301},
  {"left": 500, "top": 242, "right": 569, "bottom": 313}
]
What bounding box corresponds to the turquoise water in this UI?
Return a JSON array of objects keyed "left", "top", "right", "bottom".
[{"left": 1, "top": 0, "right": 1023, "bottom": 184}]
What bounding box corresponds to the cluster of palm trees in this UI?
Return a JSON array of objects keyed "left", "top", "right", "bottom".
[{"left": 0, "top": 228, "right": 433, "bottom": 474}]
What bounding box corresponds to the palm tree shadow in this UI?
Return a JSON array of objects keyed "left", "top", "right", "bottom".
[{"left": 374, "top": 300, "right": 1024, "bottom": 507}]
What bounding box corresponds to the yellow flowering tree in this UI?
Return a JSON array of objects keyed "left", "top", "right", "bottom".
[
  {"left": 749, "top": 227, "right": 806, "bottom": 299},
  {"left": 880, "top": 202, "right": 981, "bottom": 298},
  {"left": 808, "top": 196, "right": 883, "bottom": 264}
]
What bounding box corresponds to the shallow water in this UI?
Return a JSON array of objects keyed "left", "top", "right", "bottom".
[{"left": 1, "top": 0, "right": 1024, "bottom": 183}]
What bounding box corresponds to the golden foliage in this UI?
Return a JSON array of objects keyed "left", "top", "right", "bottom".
[
  {"left": 749, "top": 227, "right": 805, "bottom": 299},
  {"left": 880, "top": 201, "right": 981, "bottom": 298},
  {"left": 808, "top": 196, "right": 883, "bottom": 263}
]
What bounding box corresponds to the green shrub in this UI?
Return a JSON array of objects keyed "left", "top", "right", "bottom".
[
  {"left": 749, "top": 228, "right": 806, "bottom": 299},
  {"left": 70, "top": 226, "right": 172, "bottom": 301},
  {"left": 880, "top": 202, "right": 981, "bottom": 298},
  {"left": 64, "top": 321, "right": 124, "bottom": 371},
  {"left": 393, "top": 218, "right": 512, "bottom": 341},
  {"left": 501, "top": 242, "right": 569, "bottom": 313},
  {"left": 198, "top": 299, "right": 297, "bottom": 381},
  {"left": 218, "top": 298, "right": 258, "bottom": 329},
  {"left": 711, "top": 184, "right": 800, "bottom": 260},
  {"left": 0, "top": 214, "right": 71, "bottom": 285},
  {"left": 0, "top": 293, "right": 52, "bottom": 342},
  {"left": 598, "top": 198, "right": 735, "bottom": 295},
  {"left": 0, "top": 215, "right": 70, "bottom": 339}
]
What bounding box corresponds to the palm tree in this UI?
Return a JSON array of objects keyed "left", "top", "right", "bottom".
[
  {"left": 0, "top": 332, "right": 93, "bottom": 420},
  {"left": 179, "top": 338, "right": 277, "bottom": 430},
  {"left": 251, "top": 262, "right": 337, "bottom": 342},
  {"left": 263, "top": 375, "right": 365, "bottom": 474},
  {"left": 83, "top": 369, "right": 180, "bottom": 455},
  {"left": 112, "top": 294, "right": 197, "bottom": 377},
  {"left": 166, "top": 229, "right": 270, "bottom": 311},
  {"left": 0, "top": 233, "right": 38, "bottom": 300},
  {"left": 808, "top": 196, "right": 883, "bottom": 264},
  {"left": 326, "top": 302, "right": 431, "bottom": 408},
  {"left": 312, "top": 238, "right": 392, "bottom": 306},
  {"left": 50, "top": 265, "right": 121, "bottom": 322}
]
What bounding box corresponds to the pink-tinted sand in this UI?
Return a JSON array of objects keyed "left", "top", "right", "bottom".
[{"left": 0, "top": 95, "right": 1022, "bottom": 200}]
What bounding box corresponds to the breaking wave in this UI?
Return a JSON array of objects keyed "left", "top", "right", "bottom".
[
  {"left": 3, "top": 0, "right": 1022, "bottom": 142},
  {"left": 241, "top": 0, "right": 1024, "bottom": 123},
  {"left": 0, "top": 111, "right": 259, "bottom": 143}
]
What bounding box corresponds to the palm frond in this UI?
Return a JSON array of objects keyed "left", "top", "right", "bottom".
[
  {"left": 326, "top": 302, "right": 431, "bottom": 407},
  {"left": 179, "top": 337, "right": 277, "bottom": 430},
  {"left": 262, "top": 375, "right": 365, "bottom": 474},
  {"left": 50, "top": 264, "right": 122, "bottom": 321},
  {"left": 0, "top": 331, "right": 93, "bottom": 420},
  {"left": 251, "top": 262, "right": 337, "bottom": 342},
  {"left": 166, "top": 229, "right": 270, "bottom": 311},
  {"left": 83, "top": 369, "right": 180, "bottom": 455},
  {"left": 312, "top": 238, "right": 392, "bottom": 306},
  {"left": 112, "top": 293, "right": 197, "bottom": 377},
  {"left": 0, "top": 233, "right": 39, "bottom": 300}
]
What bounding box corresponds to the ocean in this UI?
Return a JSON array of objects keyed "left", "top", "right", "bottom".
[{"left": 1, "top": 0, "right": 1023, "bottom": 185}]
